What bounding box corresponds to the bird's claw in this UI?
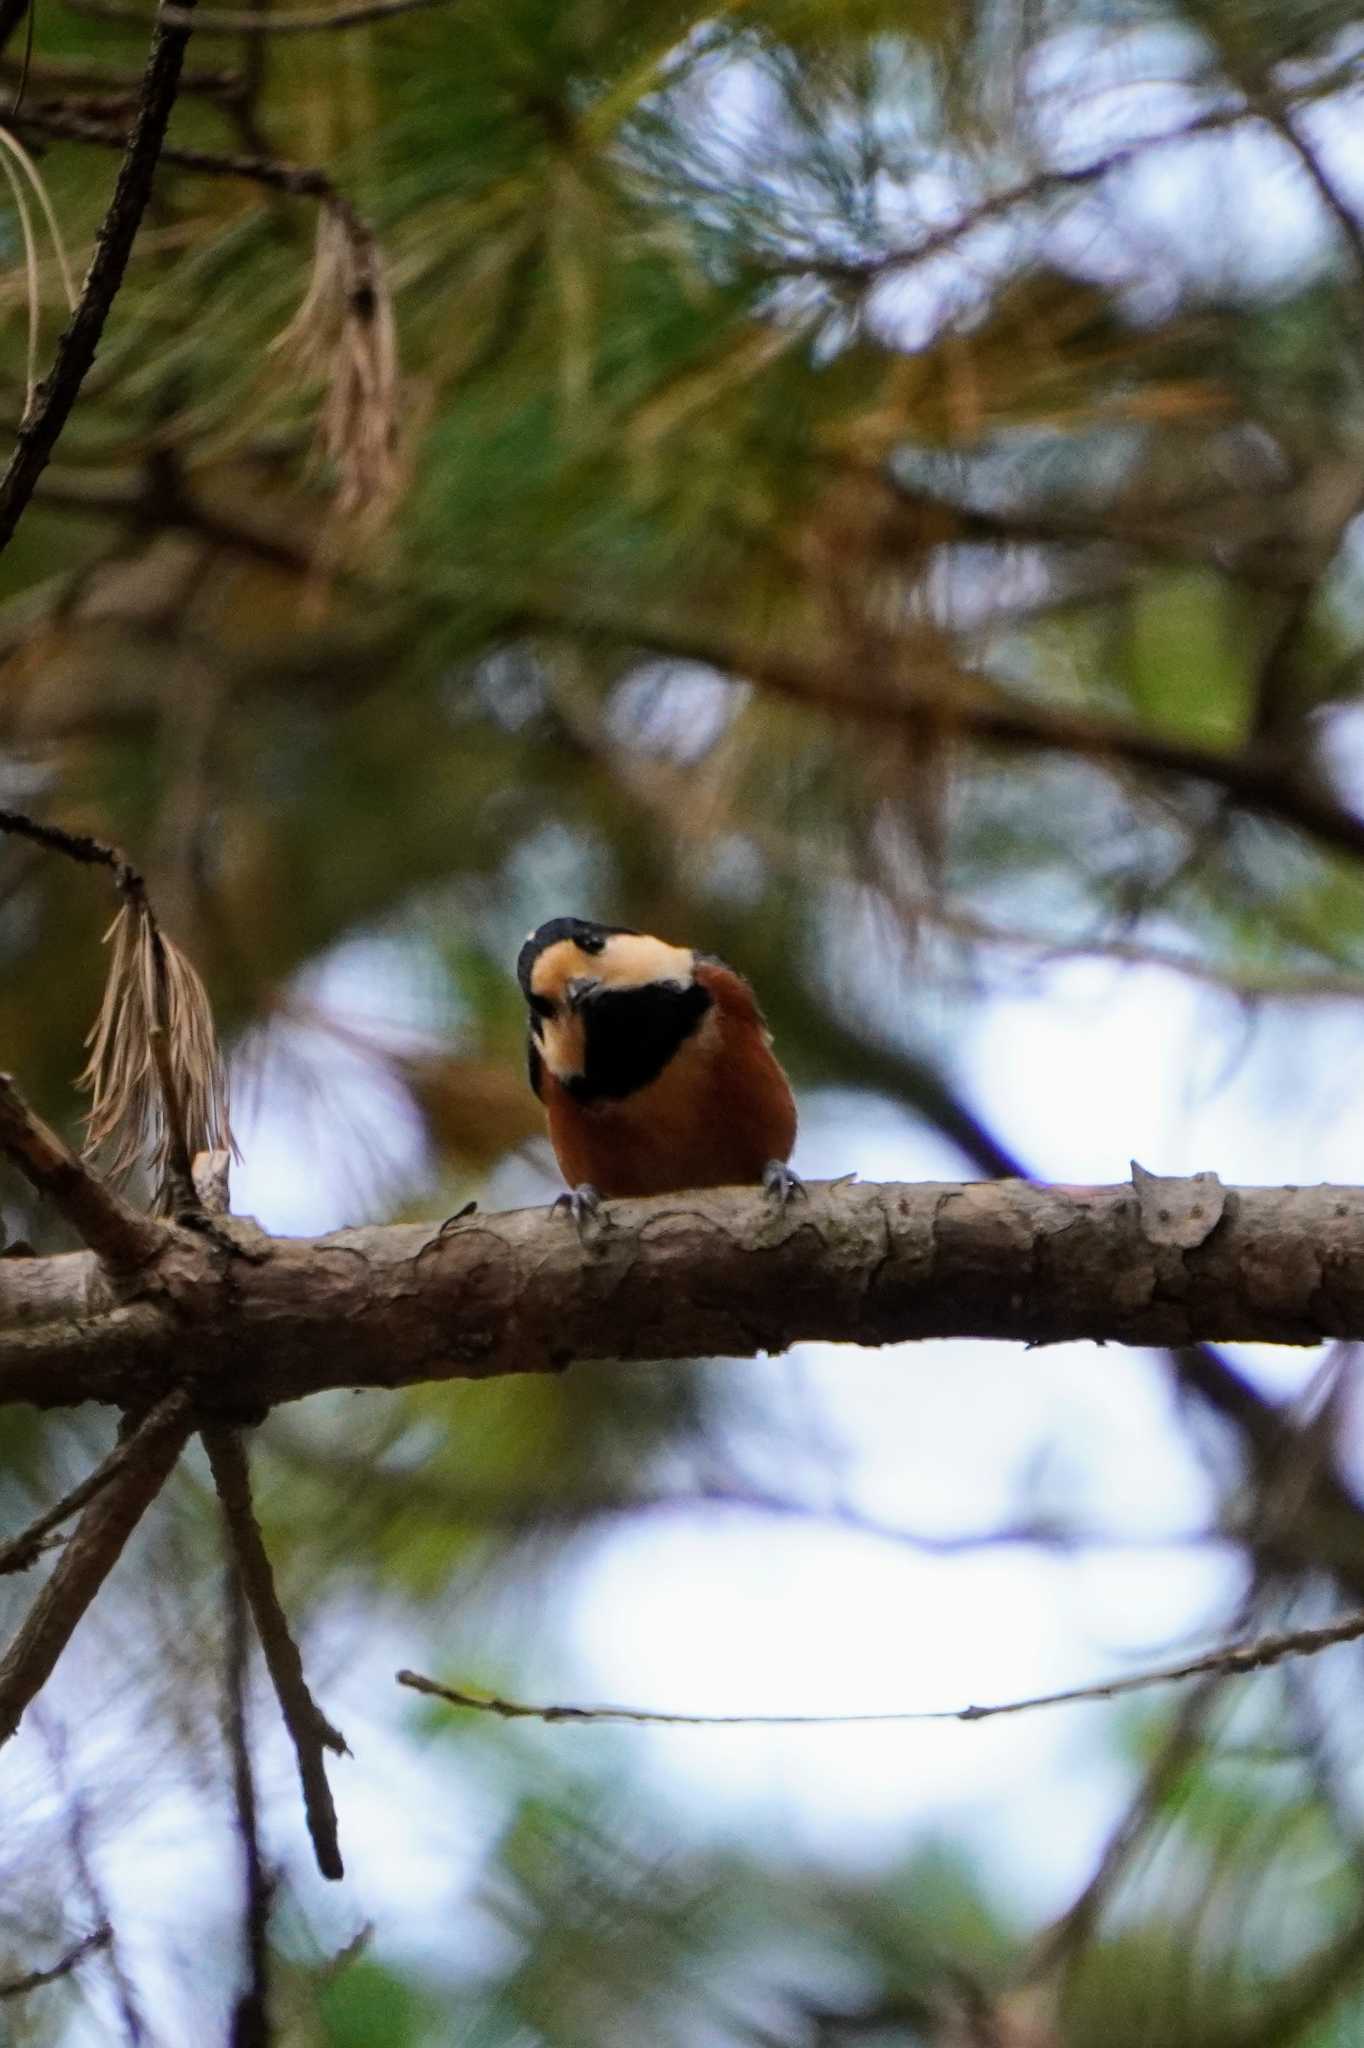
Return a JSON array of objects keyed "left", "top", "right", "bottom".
[
  {"left": 553, "top": 1183, "right": 606, "bottom": 1243},
  {"left": 762, "top": 1160, "right": 806, "bottom": 1208}
]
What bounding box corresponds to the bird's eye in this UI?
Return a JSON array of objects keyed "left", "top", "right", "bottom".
[
  {"left": 577, "top": 932, "right": 606, "bottom": 955},
  {"left": 529, "top": 993, "right": 555, "bottom": 1020}
]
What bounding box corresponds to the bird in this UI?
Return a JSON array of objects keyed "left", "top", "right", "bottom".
[{"left": 517, "top": 916, "right": 801, "bottom": 1230}]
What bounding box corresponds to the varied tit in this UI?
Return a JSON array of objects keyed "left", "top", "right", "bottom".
[{"left": 517, "top": 916, "right": 802, "bottom": 1229}]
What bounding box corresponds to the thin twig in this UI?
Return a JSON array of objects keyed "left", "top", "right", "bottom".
[
  {"left": 0, "top": 1073, "right": 166, "bottom": 1268},
  {"left": 0, "top": 1390, "right": 191, "bottom": 1575},
  {"left": 0, "top": 806, "right": 144, "bottom": 895},
  {"left": 1203, "top": 23, "right": 1364, "bottom": 302},
  {"left": 13, "top": 107, "right": 342, "bottom": 200},
  {"left": 0, "top": 0, "right": 199, "bottom": 554},
  {"left": 42, "top": 1720, "right": 146, "bottom": 2043},
  {"left": 203, "top": 1425, "right": 348, "bottom": 1882},
  {"left": 223, "top": 1557, "right": 272, "bottom": 2048},
  {"left": 67, "top": 0, "right": 452, "bottom": 30},
  {"left": 0, "top": 1401, "right": 192, "bottom": 1745},
  {"left": 396, "top": 1611, "right": 1364, "bottom": 1729},
  {"left": 0, "top": 1922, "right": 111, "bottom": 1998}
]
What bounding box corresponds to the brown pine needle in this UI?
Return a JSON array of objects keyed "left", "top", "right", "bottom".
[
  {"left": 79, "top": 902, "right": 235, "bottom": 1207},
  {"left": 271, "top": 198, "right": 400, "bottom": 525}
]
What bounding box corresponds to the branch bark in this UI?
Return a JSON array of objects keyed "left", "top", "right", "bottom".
[{"left": 0, "top": 1172, "right": 1361, "bottom": 1418}]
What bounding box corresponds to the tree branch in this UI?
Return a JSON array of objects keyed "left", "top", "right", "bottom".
[
  {"left": 222, "top": 1552, "right": 272, "bottom": 2048},
  {"left": 5, "top": 1173, "right": 1364, "bottom": 1417},
  {"left": 202, "top": 1424, "right": 347, "bottom": 1881},
  {"left": 66, "top": 0, "right": 452, "bottom": 30},
  {"left": 14, "top": 106, "right": 345, "bottom": 203},
  {"left": 0, "top": 1074, "right": 167, "bottom": 1269},
  {"left": 0, "top": 0, "right": 198, "bottom": 554},
  {"left": 0, "top": 1396, "right": 192, "bottom": 1744},
  {"left": 395, "top": 1608, "right": 1364, "bottom": 1728},
  {"left": 0, "top": 1923, "right": 111, "bottom": 1998},
  {"left": 500, "top": 591, "right": 1364, "bottom": 871}
]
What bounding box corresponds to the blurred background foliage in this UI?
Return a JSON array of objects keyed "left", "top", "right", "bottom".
[{"left": 7, "top": 0, "right": 1364, "bottom": 2039}]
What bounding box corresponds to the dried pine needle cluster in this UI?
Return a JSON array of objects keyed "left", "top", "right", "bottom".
[
  {"left": 80, "top": 899, "right": 235, "bottom": 1207},
  {"left": 272, "top": 198, "right": 401, "bottom": 525}
]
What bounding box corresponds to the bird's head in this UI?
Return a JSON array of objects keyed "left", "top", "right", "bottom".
[{"left": 517, "top": 917, "right": 713, "bottom": 1102}]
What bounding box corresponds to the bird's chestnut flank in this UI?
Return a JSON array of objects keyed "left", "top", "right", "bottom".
[{"left": 517, "top": 916, "right": 803, "bottom": 1230}]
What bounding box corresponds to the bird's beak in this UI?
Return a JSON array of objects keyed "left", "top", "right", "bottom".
[{"left": 565, "top": 977, "right": 601, "bottom": 1010}]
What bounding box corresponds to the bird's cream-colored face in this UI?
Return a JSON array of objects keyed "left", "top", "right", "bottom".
[{"left": 528, "top": 933, "right": 695, "bottom": 1082}]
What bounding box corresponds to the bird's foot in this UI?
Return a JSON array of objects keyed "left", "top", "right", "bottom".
[
  {"left": 552, "top": 1182, "right": 606, "bottom": 1243},
  {"left": 762, "top": 1159, "right": 806, "bottom": 1208}
]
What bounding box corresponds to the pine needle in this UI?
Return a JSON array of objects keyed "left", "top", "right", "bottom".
[
  {"left": 0, "top": 126, "right": 78, "bottom": 312},
  {"left": 0, "top": 140, "right": 41, "bottom": 415},
  {"left": 271, "top": 198, "right": 400, "bottom": 524},
  {"left": 79, "top": 900, "right": 236, "bottom": 1207}
]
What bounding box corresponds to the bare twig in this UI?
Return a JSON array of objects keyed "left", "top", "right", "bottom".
[
  {"left": 0, "top": 806, "right": 144, "bottom": 894},
  {"left": 0, "top": 0, "right": 199, "bottom": 554},
  {"left": 67, "top": 0, "right": 453, "bottom": 30},
  {"left": 1204, "top": 26, "right": 1364, "bottom": 301},
  {"left": 396, "top": 1611, "right": 1364, "bottom": 1729},
  {"left": 0, "top": 1073, "right": 166, "bottom": 1268},
  {"left": 0, "top": 1922, "right": 111, "bottom": 1998},
  {"left": 0, "top": 1400, "right": 192, "bottom": 1744},
  {"left": 754, "top": 68, "right": 1364, "bottom": 288},
  {"left": 13, "top": 107, "right": 345, "bottom": 201},
  {"left": 223, "top": 1557, "right": 273, "bottom": 2048},
  {"left": 43, "top": 1722, "right": 146, "bottom": 2043},
  {"left": 0, "top": 1389, "right": 191, "bottom": 1574},
  {"left": 203, "top": 1425, "right": 348, "bottom": 1881}
]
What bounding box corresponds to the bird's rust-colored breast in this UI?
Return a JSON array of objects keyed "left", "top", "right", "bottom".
[{"left": 543, "top": 960, "right": 796, "bottom": 1197}]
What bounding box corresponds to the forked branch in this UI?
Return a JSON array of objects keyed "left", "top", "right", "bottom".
[{"left": 203, "top": 1424, "right": 348, "bottom": 1881}]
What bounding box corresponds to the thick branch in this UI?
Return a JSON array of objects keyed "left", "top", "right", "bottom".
[
  {"left": 0, "top": 1396, "right": 192, "bottom": 1744},
  {"left": 2, "top": 1175, "right": 1364, "bottom": 1420},
  {"left": 0, "top": 0, "right": 197, "bottom": 553}
]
